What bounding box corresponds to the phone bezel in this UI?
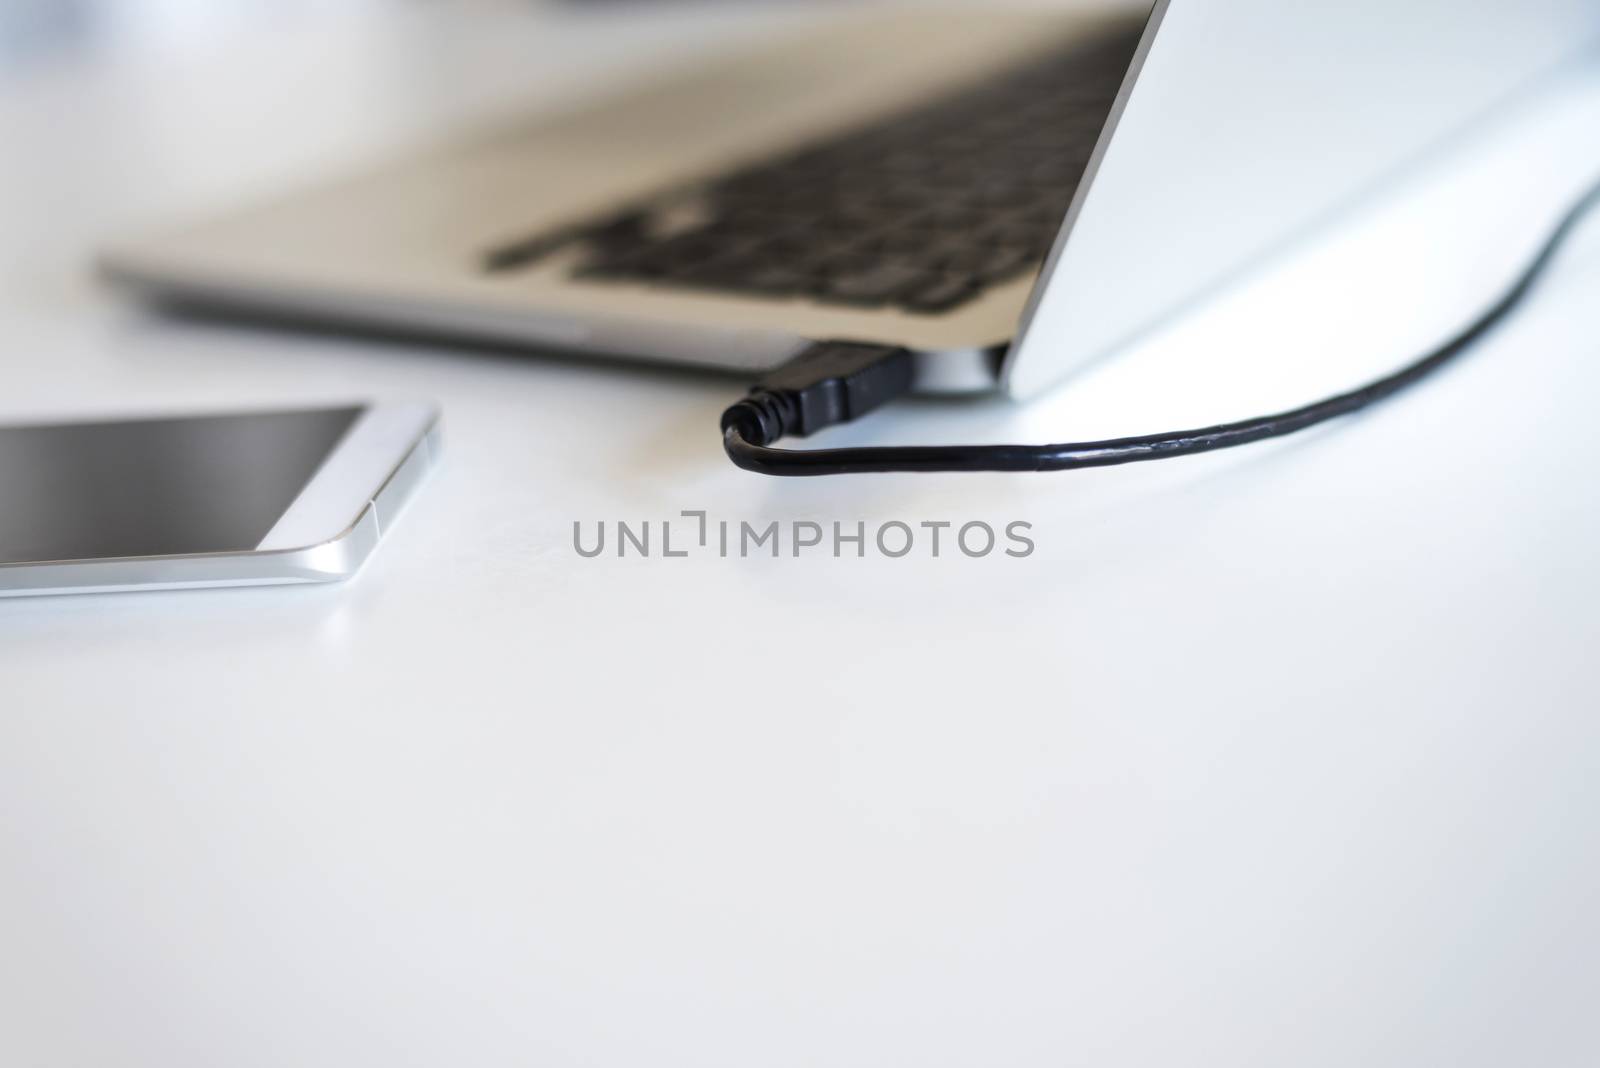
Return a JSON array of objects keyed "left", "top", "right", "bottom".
[
  {"left": 257, "top": 401, "right": 437, "bottom": 552},
  {"left": 0, "top": 401, "right": 438, "bottom": 597}
]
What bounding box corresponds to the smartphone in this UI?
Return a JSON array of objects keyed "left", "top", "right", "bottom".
[{"left": 0, "top": 402, "right": 438, "bottom": 597}]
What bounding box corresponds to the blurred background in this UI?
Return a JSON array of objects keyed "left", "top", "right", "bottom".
[
  {"left": 0, "top": 0, "right": 863, "bottom": 291},
  {"left": 0, "top": 0, "right": 395, "bottom": 69},
  {"left": 0, "top": 0, "right": 854, "bottom": 73}
]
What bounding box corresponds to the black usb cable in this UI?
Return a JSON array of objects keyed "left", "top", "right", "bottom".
[{"left": 722, "top": 174, "right": 1600, "bottom": 476}]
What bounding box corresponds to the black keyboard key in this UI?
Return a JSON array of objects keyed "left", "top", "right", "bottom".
[
  {"left": 968, "top": 245, "right": 1038, "bottom": 283},
  {"left": 903, "top": 275, "right": 981, "bottom": 313},
  {"left": 586, "top": 210, "right": 649, "bottom": 247},
  {"left": 482, "top": 228, "right": 576, "bottom": 272},
  {"left": 817, "top": 262, "right": 931, "bottom": 306},
  {"left": 729, "top": 263, "right": 815, "bottom": 296}
]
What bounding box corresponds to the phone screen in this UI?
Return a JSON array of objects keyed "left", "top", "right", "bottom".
[{"left": 0, "top": 406, "right": 362, "bottom": 564}]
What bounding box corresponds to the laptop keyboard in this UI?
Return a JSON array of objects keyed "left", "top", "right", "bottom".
[{"left": 484, "top": 25, "right": 1142, "bottom": 315}]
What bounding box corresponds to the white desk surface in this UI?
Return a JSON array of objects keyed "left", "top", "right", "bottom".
[{"left": 3, "top": 4, "right": 1599, "bottom": 1065}]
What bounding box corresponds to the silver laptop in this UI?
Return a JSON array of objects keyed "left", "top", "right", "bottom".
[{"left": 100, "top": 1, "right": 1599, "bottom": 400}]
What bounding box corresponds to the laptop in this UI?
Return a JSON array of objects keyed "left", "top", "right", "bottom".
[{"left": 100, "top": 1, "right": 1599, "bottom": 400}]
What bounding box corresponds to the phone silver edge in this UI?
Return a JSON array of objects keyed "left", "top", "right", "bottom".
[{"left": 0, "top": 403, "right": 440, "bottom": 598}]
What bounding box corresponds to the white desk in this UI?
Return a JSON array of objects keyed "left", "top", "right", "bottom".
[{"left": 3, "top": 5, "right": 1600, "bottom": 1065}]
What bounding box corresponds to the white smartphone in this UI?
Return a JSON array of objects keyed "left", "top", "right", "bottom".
[{"left": 0, "top": 402, "right": 438, "bottom": 597}]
